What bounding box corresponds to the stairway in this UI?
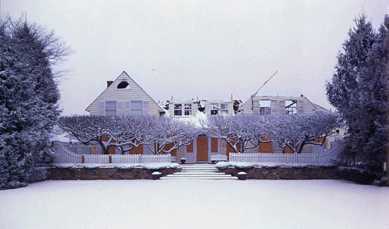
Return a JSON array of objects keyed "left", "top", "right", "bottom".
[{"left": 161, "top": 164, "right": 238, "bottom": 180}]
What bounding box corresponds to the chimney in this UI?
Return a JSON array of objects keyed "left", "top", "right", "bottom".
[{"left": 107, "top": 81, "right": 113, "bottom": 88}]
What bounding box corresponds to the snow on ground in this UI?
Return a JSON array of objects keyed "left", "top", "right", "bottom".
[{"left": 1, "top": 180, "right": 388, "bottom": 229}]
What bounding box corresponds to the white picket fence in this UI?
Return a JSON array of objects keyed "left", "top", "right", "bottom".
[
  {"left": 83, "top": 154, "right": 110, "bottom": 164},
  {"left": 112, "top": 154, "right": 141, "bottom": 163},
  {"left": 53, "top": 141, "right": 82, "bottom": 163},
  {"left": 141, "top": 154, "right": 171, "bottom": 163},
  {"left": 53, "top": 141, "right": 171, "bottom": 164},
  {"left": 229, "top": 142, "right": 345, "bottom": 164}
]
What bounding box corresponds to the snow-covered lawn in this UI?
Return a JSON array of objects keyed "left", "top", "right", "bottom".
[{"left": 1, "top": 180, "right": 388, "bottom": 229}]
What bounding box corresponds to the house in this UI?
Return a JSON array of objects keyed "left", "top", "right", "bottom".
[
  {"left": 239, "top": 95, "right": 331, "bottom": 116},
  {"left": 238, "top": 95, "right": 333, "bottom": 154},
  {"left": 163, "top": 95, "right": 335, "bottom": 162},
  {"left": 163, "top": 99, "right": 236, "bottom": 118},
  {"left": 85, "top": 71, "right": 164, "bottom": 155},
  {"left": 162, "top": 99, "right": 238, "bottom": 163},
  {"left": 86, "top": 71, "right": 164, "bottom": 117},
  {"left": 84, "top": 71, "right": 335, "bottom": 162}
]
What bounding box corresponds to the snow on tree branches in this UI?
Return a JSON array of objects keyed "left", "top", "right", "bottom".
[
  {"left": 204, "top": 114, "right": 337, "bottom": 154},
  {"left": 0, "top": 17, "right": 70, "bottom": 190},
  {"left": 203, "top": 115, "right": 271, "bottom": 153},
  {"left": 58, "top": 116, "right": 200, "bottom": 155},
  {"left": 326, "top": 13, "right": 388, "bottom": 169},
  {"left": 267, "top": 113, "right": 338, "bottom": 154}
]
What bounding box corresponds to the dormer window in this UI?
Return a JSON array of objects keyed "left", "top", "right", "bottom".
[{"left": 117, "top": 81, "right": 130, "bottom": 89}]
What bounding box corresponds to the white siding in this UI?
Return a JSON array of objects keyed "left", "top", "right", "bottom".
[
  {"left": 86, "top": 72, "right": 163, "bottom": 117},
  {"left": 241, "top": 96, "right": 331, "bottom": 115}
]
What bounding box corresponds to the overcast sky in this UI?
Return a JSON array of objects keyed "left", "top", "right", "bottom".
[{"left": 2, "top": 0, "right": 389, "bottom": 115}]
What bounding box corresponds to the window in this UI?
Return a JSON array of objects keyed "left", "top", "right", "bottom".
[
  {"left": 124, "top": 101, "right": 148, "bottom": 116},
  {"left": 117, "top": 81, "right": 130, "bottom": 89},
  {"left": 259, "top": 100, "right": 271, "bottom": 115},
  {"left": 105, "top": 101, "right": 116, "bottom": 116},
  {"left": 211, "top": 103, "right": 218, "bottom": 115},
  {"left": 220, "top": 103, "right": 228, "bottom": 116},
  {"left": 174, "top": 104, "right": 182, "bottom": 116},
  {"left": 285, "top": 100, "right": 297, "bottom": 115},
  {"left": 184, "top": 104, "right": 192, "bottom": 116},
  {"left": 131, "top": 101, "right": 142, "bottom": 116}
]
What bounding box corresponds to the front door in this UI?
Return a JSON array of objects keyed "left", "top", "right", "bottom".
[{"left": 197, "top": 137, "right": 208, "bottom": 161}]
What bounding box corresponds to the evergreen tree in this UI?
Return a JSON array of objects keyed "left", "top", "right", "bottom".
[
  {"left": 326, "top": 14, "right": 388, "bottom": 171},
  {"left": 0, "top": 18, "right": 69, "bottom": 189},
  {"left": 356, "top": 24, "right": 388, "bottom": 165}
]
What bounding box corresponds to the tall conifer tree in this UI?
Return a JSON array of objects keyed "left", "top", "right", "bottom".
[
  {"left": 0, "top": 18, "right": 69, "bottom": 189},
  {"left": 326, "top": 14, "right": 388, "bottom": 170}
]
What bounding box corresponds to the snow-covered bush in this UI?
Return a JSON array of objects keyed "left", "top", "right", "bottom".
[{"left": 338, "top": 166, "right": 380, "bottom": 185}]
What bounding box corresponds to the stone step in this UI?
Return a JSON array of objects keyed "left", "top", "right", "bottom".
[
  {"left": 172, "top": 172, "right": 227, "bottom": 175},
  {"left": 160, "top": 164, "right": 237, "bottom": 180},
  {"left": 161, "top": 175, "right": 238, "bottom": 180},
  {"left": 163, "top": 175, "right": 236, "bottom": 179},
  {"left": 181, "top": 169, "right": 219, "bottom": 172},
  {"left": 161, "top": 177, "right": 238, "bottom": 180}
]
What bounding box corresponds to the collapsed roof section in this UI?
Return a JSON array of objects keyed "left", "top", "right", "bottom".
[{"left": 160, "top": 99, "right": 243, "bottom": 118}]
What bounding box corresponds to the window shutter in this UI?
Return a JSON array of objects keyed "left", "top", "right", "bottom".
[
  {"left": 142, "top": 101, "right": 149, "bottom": 116},
  {"left": 116, "top": 101, "right": 123, "bottom": 117},
  {"left": 124, "top": 101, "right": 131, "bottom": 116},
  {"left": 98, "top": 101, "right": 105, "bottom": 116}
]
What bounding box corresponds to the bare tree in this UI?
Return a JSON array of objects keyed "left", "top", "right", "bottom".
[
  {"left": 58, "top": 116, "right": 116, "bottom": 154},
  {"left": 267, "top": 113, "right": 339, "bottom": 154},
  {"left": 108, "top": 116, "right": 152, "bottom": 154},
  {"left": 58, "top": 116, "right": 199, "bottom": 155},
  {"left": 204, "top": 115, "right": 271, "bottom": 153},
  {"left": 141, "top": 117, "right": 199, "bottom": 155}
]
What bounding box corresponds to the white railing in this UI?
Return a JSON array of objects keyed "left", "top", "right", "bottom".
[
  {"left": 111, "top": 154, "right": 141, "bottom": 163},
  {"left": 53, "top": 141, "right": 82, "bottom": 163},
  {"left": 83, "top": 154, "right": 110, "bottom": 164},
  {"left": 229, "top": 142, "right": 345, "bottom": 164},
  {"left": 141, "top": 154, "right": 171, "bottom": 163}
]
